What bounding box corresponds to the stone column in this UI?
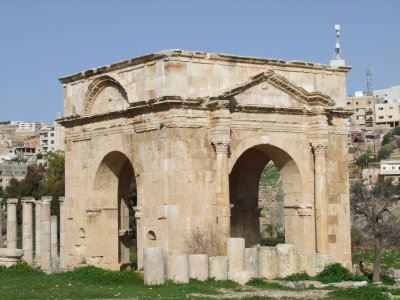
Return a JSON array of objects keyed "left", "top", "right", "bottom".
[
  {"left": 34, "top": 200, "right": 42, "bottom": 266},
  {"left": 40, "top": 196, "right": 52, "bottom": 271},
  {"left": 59, "top": 197, "right": 65, "bottom": 269},
  {"left": 212, "top": 138, "right": 231, "bottom": 239},
  {"left": 51, "top": 215, "right": 58, "bottom": 269},
  {"left": 143, "top": 247, "right": 165, "bottom": 285},
  {"left": 166, "top": 254, "right": 189, "bottom": 283},
  {"left": 188, "top": 254, "right": 208, "bottom": 281},
  {"left": 226, "top": 237, "right": 245, "bottom": 272},
  {"left": 209, "top": 256, "right": 228, "bottom": 280},
  {"left": 311, "top": 140, "right": 329, "bottom": 254},
  {"left": 22, "top": 197, "right": 35, "bottom": 264},
  {"left": 6, "top": 198, "right": 18, "bottom": 249}
]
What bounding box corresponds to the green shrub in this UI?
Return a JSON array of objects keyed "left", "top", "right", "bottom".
[
  {"left": 260, "top": 236, "right": 285, "bottom": 246},
  {"left": 315, "top": 263, "right": 367, "bottom": 283},
  {"left": 0, "top": 261, "right": 42, "bottom": 274},
  {"left": 381, "top": 274, "right": 396, "bottom": 285},
  {"left": 280, "top": 271, "right": 312, "bottom": 281},
  {"left": 130, "top": 252, "right": 137, "bottom": 264},
  {"left": 55, "top": 266, "right": 143, "bottom": 285}
]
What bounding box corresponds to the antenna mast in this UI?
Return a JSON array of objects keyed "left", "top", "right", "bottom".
[
  {"left": 334, "top": 24, "right": 341, "bottom": 59},
  {"left": 330, "top": 24, "right": 346, "bottom": 67}
]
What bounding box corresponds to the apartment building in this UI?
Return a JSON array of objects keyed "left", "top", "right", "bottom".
[
  {"left": 0, "top": 161, "right": 27, "bottom": 191},
  {"left": 346, "top": 93, "right": 376, "bottom": 129},
  {"left": 39, "top": 123, "right": 65, "bottom": 153},
  {"left": 375, "top": 100, "right": 400, "bottom": 127},
  {"left": 16, "top": 121, "right": 41, "bottom": 132}
]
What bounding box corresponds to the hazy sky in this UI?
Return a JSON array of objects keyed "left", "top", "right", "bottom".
[{"left": 1, "top": 0, "right": 399, "bottom": 123}]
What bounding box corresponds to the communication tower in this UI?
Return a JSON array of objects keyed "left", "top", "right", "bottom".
[
  {"left": 330, "top": 24, "right": 346, "bottom": 67},
  {"left": 366, "top": 68, "right": 374, "bottom": 95}
]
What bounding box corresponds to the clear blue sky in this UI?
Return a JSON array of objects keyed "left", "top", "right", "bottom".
[{"left": 1, "top": 0, "right": 399, "bottom": 123}]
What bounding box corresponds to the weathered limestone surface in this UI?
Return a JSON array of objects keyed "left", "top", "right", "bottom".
[
  {"left": 245, "top": 248, "right": 258, "bottom": 277},
  {"left": 298, "top": 253, "right": 317, "bottom": 276},
  {"left": 209, "top": 256, "right": 228, "bottom": 280},
  {"left": 22, "top": 197, "right": 35, "bottom": 264},
  {"left": 227, "top": 238, "right": 245, "bottom": 272},
  {"left": 277, "top": 244, "right": 298, "bottom": 278},
  {"left": 166, "top": 254, "right": 189, "bottom": 283},
  {"left": 0, "top": 248, "right": 23, "bottom": 267},
  {"left": 258, "top": 246, "right": 278, "bottom": 279},
  {"left": 143, "top": 247, "right": 165, "bottom": 285},
  {"left": 6, "top": 198, "right": 18, "bottom": 249},
  {"left": 59, "top": 197, "right": 66, "bottom": 269},
  {"left": 188, "top": 254, "right": 208, "bottom": 281},
  {"left": 51, "top": 216, "right": 58, "bottom": 269},
  {"left": 228, "top": 271, "right": 252, "bottom": 285},
  {"left": 40, "top": 197, "right": 52, "bottom": 271},
  {"left": 34, "top": 200, "right": 42, "bottom": 266},
  {"left": 315, "top": 254, "right": 334, "bottom": 274},
  {"left": 58, "top": 49, "right": 352, "bottom": 270}
]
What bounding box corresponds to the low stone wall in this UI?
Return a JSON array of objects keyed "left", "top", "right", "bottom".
[{"left": 143, "top": 238, "right": 334, "bottom": 285}]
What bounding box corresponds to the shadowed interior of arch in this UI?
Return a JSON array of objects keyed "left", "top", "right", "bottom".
[
  {"left": 229, "top": 144, "right": 302, "bottom": 248},
  {"left": 91, "top": 151, "right": 137, "bottom": 270}
]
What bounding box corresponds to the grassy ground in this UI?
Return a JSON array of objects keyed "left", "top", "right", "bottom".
[
  {"left": 1, "top": 263, "right": 400, "bottom": 300},
  {"left": 352, "top": 248, "right": 400, "bottom": 270}
]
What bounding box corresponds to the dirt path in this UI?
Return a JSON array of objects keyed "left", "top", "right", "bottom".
[{"left": 189, "top": 286, "right": 330, "bottom": 299}]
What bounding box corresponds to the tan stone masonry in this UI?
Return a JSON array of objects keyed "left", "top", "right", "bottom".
[{"left": 57, "top": 50, "right": 353, "bottom": 270}]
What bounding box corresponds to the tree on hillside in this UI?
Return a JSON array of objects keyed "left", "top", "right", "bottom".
[
  {"left": 38, "top": 151, "right": 65, "bottom": 216},
  {"left": 2, "top": 167, "right": 44, "bottom": 199},
  {"left": 350, "top": 179, "right": 400, "bottom": 282},
  {"left": 376, "top": 145, "right": 393, "bottom": 161},
  {"left": 2, "top": 151, "right": 65, "bottom": 216},
  {"left": 355, "top": 150, "right": 375, "bottom": 167}
]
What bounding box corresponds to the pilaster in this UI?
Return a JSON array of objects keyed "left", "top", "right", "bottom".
[{"left": 311, "top": 140, "right": 329, "bottom": 254}]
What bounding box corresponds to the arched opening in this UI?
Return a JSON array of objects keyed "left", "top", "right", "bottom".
[
  {"left": 229, "top": 144, "right": 302, "bottom": 248},
  {"left": 90, "top": 151, "right": 137, "bottom": 270}
]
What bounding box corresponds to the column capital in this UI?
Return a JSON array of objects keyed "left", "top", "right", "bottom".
[
  {"left": 58, "top": 196, "right": 66, "bottom": 204},
  {"left": 21, "top": 197, "right": 35, "bottom": 204},
  {"left": 40, "top": 196, "right": 53, "bottom": 204},
  {"left": 311, "top": 140, "right": 328, "bottom": 157},
  {"left": 7, "top": 198, "right": 19, "bottom": 205},
  {"left": 212, "top": 138, "right": 230, "bottom": 154}
]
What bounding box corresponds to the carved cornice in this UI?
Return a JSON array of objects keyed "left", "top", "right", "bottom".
[
  {"left": 311, "top": 140, "right": 328, "bottom": 157},
  {"left": 59, "top": 50, "right": 351, "bottom": 85},
  {"left": 57, "top": 96, "right": 206, "bottom": 128},
  {"left": 211, "top": 138, "right": 230, "bottom": 154},
  {"left": 58, "top": 98, "right": 342, "bottom": 128},
  {"left": 324, "top": 108, "right": 354, "bottom": 118}
]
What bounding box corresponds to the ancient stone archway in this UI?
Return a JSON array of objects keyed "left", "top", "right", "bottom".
[
  {"left": 59, "top": 50, "right": 353, "bottom": 270},
  {"left": 229, "top": 144, "right": 303, "bottom": 248},
  {"left": 85, "top": 151, "right": 135, "bottom": 270}
]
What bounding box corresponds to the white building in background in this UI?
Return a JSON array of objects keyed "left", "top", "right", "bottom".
[
  {"left": 373, "top": 85, "right": 400, "bottom": 127},
  {"left": 380, "top": 159, "right": 400, "bottom": 183},
  {"left": 39, "top": 123, "right": 65, "bottom": 153},
  {"left": 16, "top": 121, "right": 41, "bottom": 132},
  {"left": 374, "top": 85, "right": 400, "bottom": 102}
]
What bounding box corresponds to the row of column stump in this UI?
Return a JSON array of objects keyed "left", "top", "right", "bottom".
[
  {"left": 0, "top": 197, "right": 65, "bottom": 272},
  {"left": 143, "top": 238, "right": 331, "bottom": 285}
]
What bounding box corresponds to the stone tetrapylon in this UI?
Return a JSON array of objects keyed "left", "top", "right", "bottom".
[{"left": 57, "top": 50, "right": 353, "bottom": 271}]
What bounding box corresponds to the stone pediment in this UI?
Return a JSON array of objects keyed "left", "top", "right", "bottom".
[
  {"left": 83, "top": 76, "right": 129, "bottom": 115},
  {"left": 210, "top": 70, "right": 335, "bottom": 107}
]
